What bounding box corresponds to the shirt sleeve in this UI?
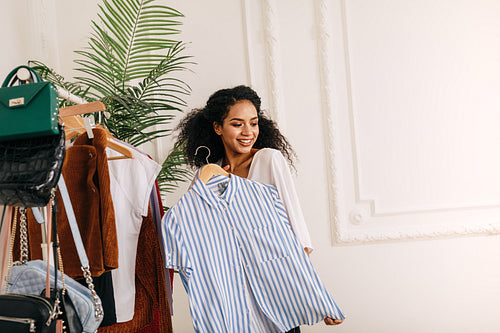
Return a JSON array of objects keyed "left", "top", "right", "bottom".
[
  {"left": 250, "top": 148, "right": 314, "bottom": 252},
  {"left": 161, "top": 208, "right": 193, "bottom": 278}
]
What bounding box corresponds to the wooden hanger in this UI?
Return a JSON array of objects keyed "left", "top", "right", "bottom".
[
  {"left": 59, "top": 101, "right": 106, "bottom": 117},
  {"left": 199, "top": 164, "right": 230, "bottom": 183},
  {"left": 62, "top": 114, "right": 88, "bottom": 141},
  {"left": 60, "top": 102, "right": 134, "bottom": 160},
  {"left": 60, "top": 101, "right": 106, "bottom": 141},
  {"left": 103, "top": 135, "right": 135, "bottom": 160}
]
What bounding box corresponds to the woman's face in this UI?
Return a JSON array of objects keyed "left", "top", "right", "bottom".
[{"left": 213, "top": 99, "right": 259, "bottom": 156}]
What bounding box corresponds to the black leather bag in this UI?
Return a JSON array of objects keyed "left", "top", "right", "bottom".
[
  {"left": 58, "top": 291, "right": 82, "bottom": 333},
  {"left": 0, "top": 124, "right": 65, "bottom": 207},
  {"left": 0, "top": 66, "right": 65, "bottom": 207},
  {"left": 0, "top": 293, "right": 58, "bottom": 333}
]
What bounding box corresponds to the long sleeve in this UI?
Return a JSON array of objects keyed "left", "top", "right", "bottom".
[{"left": 248, "top": 148, "right": 313, "bottom": 252}]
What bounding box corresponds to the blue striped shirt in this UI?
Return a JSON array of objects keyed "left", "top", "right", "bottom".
[{"left": 162, "top": 174, "right": 345, "bottom": 332}]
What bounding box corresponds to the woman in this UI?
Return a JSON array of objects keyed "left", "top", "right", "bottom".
[{"left": 175, "top": 85, "right": 344, "bottom": 330}]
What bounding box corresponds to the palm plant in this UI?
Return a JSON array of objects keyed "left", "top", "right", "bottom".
[{"left": 30, "top": 0, "right": 193, "bottom": 201}]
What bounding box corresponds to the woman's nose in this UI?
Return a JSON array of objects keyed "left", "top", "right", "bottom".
[{"left": 241, "top": 125, "right": 251, "bottom": 135}]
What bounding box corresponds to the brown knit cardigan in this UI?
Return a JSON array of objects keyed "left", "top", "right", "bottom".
[{"left": 21, "top": 128, "right": 119, "bottom": 278}]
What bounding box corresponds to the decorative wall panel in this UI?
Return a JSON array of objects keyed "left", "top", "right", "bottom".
[{"left": 320, "top": 0, "right": 500, "bottom": 243}]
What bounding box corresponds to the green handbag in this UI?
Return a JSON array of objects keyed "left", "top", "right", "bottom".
[{"left": 0, "top": 65, "right": 59, "bottom": 142}]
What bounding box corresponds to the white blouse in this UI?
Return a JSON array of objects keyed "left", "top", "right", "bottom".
[{"left": 247, "top": 148, "right": 313, "bottom": 252}]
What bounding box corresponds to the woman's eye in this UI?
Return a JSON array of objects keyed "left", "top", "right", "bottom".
[
  {"left": 232, "top": 123, "right": 242, "bottom": 127},
  {"left": 251, "top": 122, "right": 258, "bottom": 127}
]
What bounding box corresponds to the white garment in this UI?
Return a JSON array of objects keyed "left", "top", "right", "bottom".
[
  {"left": 248, "top": 148, "right": 313, "bottom": 252},
  {"left": 106, "top": 143, "right": 161, "bottom": 322}
]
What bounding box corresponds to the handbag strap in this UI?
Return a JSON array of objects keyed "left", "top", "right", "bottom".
[
  {"left": 32, "top": 207, "right": 45, "bottom": 224},
  {"left": 58, "top": 176, "right": 104, "bottom": 319},
  {"left": 0, "top": 206, "right": 13, "bottom": 293},
  {"left": 57, "top": 177, "right": 90, "bottom": 268},
  {"left": 51, "top": 199, "right": 66, "bottom": 294},
  {"left": 48, "top": 196, "right": 64, "bottom": 296},
  {"left": 4, "top": 207, "right": 20, "bottom": 294},
  {"left": 45, "top": 201, "right": 53, "bottom": 297},
  {"left": 9, "top": 203, "right": 59, "bottom": 297},
  {"left": 43, "top": 199, "right": 64, "bottom": 330},
  {"left": 2, "top": 65, "right": 42, "bottom": 87}
]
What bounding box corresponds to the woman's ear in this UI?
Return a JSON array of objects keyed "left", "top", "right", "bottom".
[{"left": 213, "top": 122, "right": 222, "bottom": 135}]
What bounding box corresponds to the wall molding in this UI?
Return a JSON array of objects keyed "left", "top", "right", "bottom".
[
  {"left": 261, "top": 0, "right": 286, "bottom": 129},
  {"left": 338, "top": 222, "right": 500, "bottom": 244},
  {"left": 241, "top": 0, "right": 254, "bottom": 87},
  {"left": 321, "top": 0, "right": 500, "bottom": 244},
  {"left": 28, "top": 0, "right": 61, "bottom": 70},
  {"left": 315, "top": 0, "right": 343, "bottom": 243}
]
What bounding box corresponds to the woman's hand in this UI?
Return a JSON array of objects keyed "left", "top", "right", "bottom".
[{"left": 324, "top": 317, "right": 344, "bottom": 326}]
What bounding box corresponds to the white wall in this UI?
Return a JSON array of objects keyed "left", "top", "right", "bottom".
[{"left": 2, "top": 1, "right": 500, "bottom": 332}]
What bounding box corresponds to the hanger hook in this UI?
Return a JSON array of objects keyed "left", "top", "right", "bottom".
[{"left": 195, "top": 145, "right": 211, "bottom": 164}]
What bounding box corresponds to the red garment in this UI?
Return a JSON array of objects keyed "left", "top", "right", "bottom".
[
  {"left": 129, "top": 179, "right": 172, "bottom": 333},
  {"left": 153, "top": 179, "right": 174, "bottom": 289}
]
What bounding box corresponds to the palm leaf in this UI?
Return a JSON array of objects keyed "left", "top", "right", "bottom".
[
  {"left": 157, "top": 144, "right": 193, "bottom": 209},
  {"left": 28, "top": 0, "right": 194, "bottom": 201}
]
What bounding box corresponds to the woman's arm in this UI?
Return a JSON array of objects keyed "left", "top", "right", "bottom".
[{"left": 249, "top": 148, "right": 314, "bottom": 253}]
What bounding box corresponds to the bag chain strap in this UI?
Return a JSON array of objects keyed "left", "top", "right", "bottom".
[
  {"left": 81, "top": 266, "right": 104, "bottom": 319},
  {"left": 48, "top": 188, "right": 66, "bottom": 296},
  {"left": 3, "top": 208, "right": 19, "bottom": 293},
  {"left": 19, "top": 208, "right": 29, "bottom": 264},
  {"left": 69, "top": 236, "right": 104, "bottom": 320},
  {"left": 56, "top": 237, "right": 66, "bottom": 294},
  {"left": 17, "top": 205, "right": 68, "bottom": 294}
]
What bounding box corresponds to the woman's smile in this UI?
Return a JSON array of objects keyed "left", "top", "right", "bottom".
[{"left": 238, "top": 138, "right": 253, "bottom": 145}]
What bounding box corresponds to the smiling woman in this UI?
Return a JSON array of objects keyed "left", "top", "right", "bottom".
[
  {"left": 174, "top": 85, "right": 295, "bottom": 170},
  {"left": 213, "top": 100, "right": 260, "bottom": 177},
  {"left": 171, "top": 85, "right": 345, "bottom": 331}
]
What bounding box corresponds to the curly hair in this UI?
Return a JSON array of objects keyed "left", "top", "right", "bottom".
[{"left": 174, "top": 85, "right": 296, "bottom": 168}]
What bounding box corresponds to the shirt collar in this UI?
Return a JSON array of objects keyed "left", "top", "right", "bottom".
[{"left": 192, "top": 174, "right": 239, "bottom": 207}]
